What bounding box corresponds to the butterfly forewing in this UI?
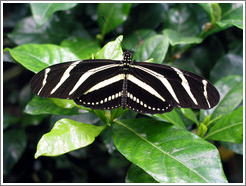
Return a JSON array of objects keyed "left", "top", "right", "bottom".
[{"left": 31, "top": 59, "right": 122, "bottom": 99}]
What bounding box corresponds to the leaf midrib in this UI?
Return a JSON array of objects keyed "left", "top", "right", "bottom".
[
  {"left": 204, "top": 121, "right": 242, "bottom": 139},
  {"left": 116, "top": 120, "right": 209, "bottom": 182}
]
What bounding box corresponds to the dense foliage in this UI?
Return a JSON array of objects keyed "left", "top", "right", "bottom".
[{"left": 3, "top": 3, "right": 243, "bottom": 183}]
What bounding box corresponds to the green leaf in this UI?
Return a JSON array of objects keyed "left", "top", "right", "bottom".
[
  {"left": 134, "top": 35, "right": 169, "bottom": 64},
  {"left": 5, "top": 44, "right": 79, "bottom": 73},
  {"left": 30, "top": 3, "right": 78, "bottom": 26},
  {"left": 164, "top": 5, "right": 200, "bottom": 37},
  {"left": 163, "top": 29, "right": 203, "bottom": 46},
  {"left": 3, "top": 129, "right": 27, "bottom": 175},
  {"left": 205, "top": 106, "right": 243, "bottom": 143},
  {"left": 210, "top": 53, "right": 243, "bottom": 83},
  {"left": 60, "top": 37, "right": 101, "bottom": 60},
  {"left": 180, "top": 108, "right": 199, "bottom": 126},
  {"left": 113, "top": 119, "right": 227, "bottom": 183},
  {"left": 199, "top": 3, "right": 221, "bottom": 24},
  {"left": 217, "top": 4, "right": 243, "bottom": 29},
  {"left": 126, "top": 164, "right": 158, "bottom": 183},
  {"left": 8, "top": 15, "right": 88, "bottom": 45},
  {"left": 97, "top": 3, "right": 131, "bottom": 37},
  {"left": 35, "top": 118, "right": 106, "bottom": 158},
  {"left": 200, "top": 75, "right": 243, "bottom": 121},
  {"left": 3, "top": 111, "right": 20, "bottom": 130},
  {"left": 151, "top": 109, "right": 186, "bottom": 129},
  {"left": 197, "top": 123, "right": 208, "bottom": 138},
  {"left": 96, "top": 35, "right": 123, "bottom": 60},
  {"left": 49, "top": 98, "right": 79, "bottom": 109},
  {"left": 25, "top": 96, "right": 79, "bottom": 115}
]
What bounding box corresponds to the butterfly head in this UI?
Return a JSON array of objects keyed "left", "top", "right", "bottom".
[{"left": 123, "top": 51, "right": 133, "bottom": 63}]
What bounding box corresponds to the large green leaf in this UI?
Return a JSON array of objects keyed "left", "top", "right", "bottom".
[
  {"left": 163, "top": 29, "right": 203, "bottom": 46},
  {"left": 134, "top": 35, "right": 169, "bottom": 63},
  {"left": 60, "top": 37, "right": 101, "bottom": 60},
  {"left": 126, "top": 164, "right": 158, "bottom": 183},
  {"left": 205, "top": 106, "right": 243, "bottom": 143},
  {"left": 5, "top": 44, "right": 79, "bottom": 73},
  {"left": 25, "top": 96, "right": 79, "bottom": 115},
  {"left": 30, "top": 3, "right": 78, "bottom": 26},
  {"left": 113, "top": 119, "right": 227, "bottom": 183},
  {"left": 200, "top": 75, "right": 243, "bottom": 121},
  {"left": 35, "top": 118, "right": 106, "bottom": 158},
  {"left": 97, "top": 3, "right": 131, "bottom": 37}
]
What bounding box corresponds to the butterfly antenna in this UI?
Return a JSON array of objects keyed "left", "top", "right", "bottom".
[
  {"left": 100, "top": 16, "right": 126, "bottom": 50},
  {"left": 128, "top": 22, "right": 162, "bottom": 52}
]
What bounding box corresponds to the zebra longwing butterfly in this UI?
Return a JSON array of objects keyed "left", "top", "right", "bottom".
[{"left": 30, "top": 50, "right": 220, "bottom": 114}]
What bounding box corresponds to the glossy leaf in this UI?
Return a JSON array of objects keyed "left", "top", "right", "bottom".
[
  {"left": 30, "top": 3, "right": 78, "bottom": 26},
  {"left": 97, "top": 3, "right": 131, "bottom": 37},
  {"left": 3, "top": 129, "right": 27, "bottom": 175},
  {"left": 163, "top": 29, "right": 203, "bottom": 46},
  {"left": 60, "top": 37, "right": 101, "bottom": 60},
  {"left": 49, "top": 98, "right": 79, "bottom": 109},
  {"left": 25, "top": 96, "right": 79, "bottom": 115},
  {"left": 126, "top": 164, "right": 157, "bottom": 183},
  {"left": 113, "top": 119, "right": 227, "bottom": 183},
  {"left": 8, "top": 15, "right": 88, "bottom": 45},
  {"left": 205, "top": 106, "right": 243, "bottom": 143},
  {"left": 96, "top": 35, "right": 123, "bottom": 60},
  {"left": 35, "top": 118, "right": 106, "bottom": 158},
  {"left": 210, "top": 53, "right": 243, "bottom": 83},
  {"left": 134, "top": 35, "right": 169, "bottom": 64},
  {"left": 151, "top": 109, "right": 185, "bottom": 129},
  {"left": 200, "top": 75, "right": 243, "bottom": 121},
  {"left": 5, "top": 44, "right": 79, "bottom": 73}
]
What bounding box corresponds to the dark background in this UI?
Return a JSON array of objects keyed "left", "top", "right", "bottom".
[{"left": 3, "top": 3, "right": 243, "bottom": 183}]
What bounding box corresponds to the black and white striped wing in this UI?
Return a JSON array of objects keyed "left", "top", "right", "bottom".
[
  {"left": 126, "top": 62, "right": 219, "bottom": 114},
  {"left": 30, "top": 60, "right": 124, "bottom": 110}
]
